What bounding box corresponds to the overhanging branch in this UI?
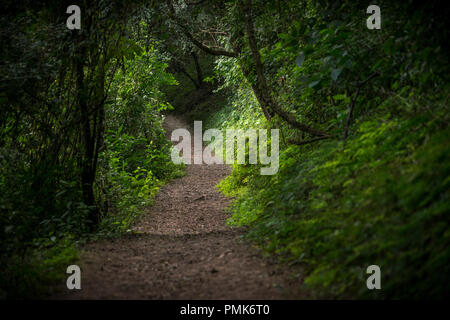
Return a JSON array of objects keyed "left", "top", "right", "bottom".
[
  {"left": 166, "top": 0, "right": 238, "bottom": 57},
  {"left": 184, "top": 30, "right": 238, "bottom": 57}
]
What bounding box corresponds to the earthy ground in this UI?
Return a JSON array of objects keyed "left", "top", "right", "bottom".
[{"left": 56, "top": 115, "right": 304, "bottom": 299}]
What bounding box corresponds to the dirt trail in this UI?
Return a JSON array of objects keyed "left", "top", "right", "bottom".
[{"left": 57, "top": 115, "right": 303, "bottom": 299}]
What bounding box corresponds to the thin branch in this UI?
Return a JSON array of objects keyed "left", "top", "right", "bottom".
[
  {"left": 343, "top": 72, "right": 379, "bottom": 140},
  {"left": 165, "top": 0, "right": 238, "bottom": 57},
  {"left": 200, "top": 29, "right": 230, "bottom": 36},
  {"left": 184, "top": 0, "right": 207, "bottom": 5}
]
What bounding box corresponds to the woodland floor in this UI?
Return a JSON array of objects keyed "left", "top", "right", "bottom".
[{"left": 55, "top": 115, "right": 304, "bottom": 299}]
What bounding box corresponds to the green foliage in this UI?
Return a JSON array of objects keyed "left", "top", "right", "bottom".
[
  {"left": 205, "top": 55, "right": 266, "bottom": 130},
  {"left": 0, "top": 3, "right": 183, "bottom": 298},
  {"left": 95, "top": 48, "right": 184, "bottom": 236},
  {"left": 221, "top": 108, "right": 449, "bottom": 299},
  {"left": 97, "top": 132, "right": 160, "bottom": 234},
  {"left": 2, "top": 0, "right": 449, "bottom": 300},
  {"left": 213, "top": 0, "right": 450, "bottom": 299}
]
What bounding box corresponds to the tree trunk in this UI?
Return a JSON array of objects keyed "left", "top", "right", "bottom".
[
  {"left": 240, "top": 0, "right": 328, "bottom": 137},
  {"left": 74, "top": 49, "right": 107, "bottom": 228}
]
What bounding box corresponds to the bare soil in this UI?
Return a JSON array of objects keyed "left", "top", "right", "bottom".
[{"left": 56, "top": 115, "right": 304, "bottom": 299}]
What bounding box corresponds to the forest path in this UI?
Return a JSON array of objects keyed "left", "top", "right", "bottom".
[{"left": 58, "top": 114, "right": 303, "bottom": 299}]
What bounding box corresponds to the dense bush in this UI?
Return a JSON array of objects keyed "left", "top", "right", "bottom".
[
  {"left": 0, "top": 3, "right": 183, "bottom": 298},
  {"left": 95, "top": 49, "right": 184, "bottom": 235},
  {"left": 210, "top": 0, "right": 450, "bottom": 298}
]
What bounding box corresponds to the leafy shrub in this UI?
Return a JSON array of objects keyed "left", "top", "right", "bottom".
[{"left": 213, "top": 0, "right": 450, "bottom": 299}]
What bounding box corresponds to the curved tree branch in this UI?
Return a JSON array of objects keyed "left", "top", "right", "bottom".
[
  {"left": 183, "top": 30, "right": 238, "bottom": 57},
  {"left": 241, "top": 0, "right": 328, "bottom": 137},
  {"left": 288, "top": 135, "right": 332, "bottom": 146},
  {"left": 166, "top": 0, "right": 238, "bottom": 57}
]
